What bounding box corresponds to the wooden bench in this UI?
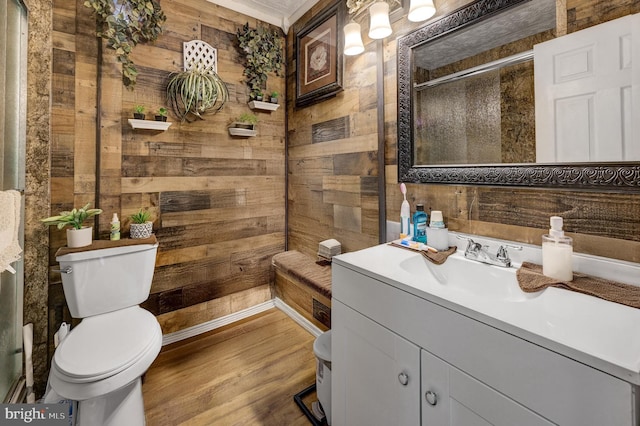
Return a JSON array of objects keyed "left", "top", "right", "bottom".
[{"left": 272, "top": 251, "right": 331, "bottom": 331}]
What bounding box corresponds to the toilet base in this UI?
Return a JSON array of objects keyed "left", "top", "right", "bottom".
[{"left": 76, "top": 379, "right": 145, "bottom": 426}]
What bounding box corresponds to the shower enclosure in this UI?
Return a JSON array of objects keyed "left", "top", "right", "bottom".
[{"left": 0, "top": 0, "right": 27, "bottom": 403}]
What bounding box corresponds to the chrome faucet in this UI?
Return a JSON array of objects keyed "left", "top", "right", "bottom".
[{"left": 457, "top": 236, "right": 522, "bottom": 268}]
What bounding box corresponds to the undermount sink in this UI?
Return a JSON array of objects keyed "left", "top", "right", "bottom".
[{"left": 398, "top": 253, "right": 541, "bottom": 302}]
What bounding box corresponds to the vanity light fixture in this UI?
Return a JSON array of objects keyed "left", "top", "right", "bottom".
[
  {"left": 408, "top": 0, "right": 436, "bottom": 22},
  {"left": 368, "top": 2, "right": 392, "bottom": 39},
  {"left": 343, "top": 0, "right": 437, "bottom": 55},
  {"left": 344, "top": 21, "right": 366, "bottom": 56}
]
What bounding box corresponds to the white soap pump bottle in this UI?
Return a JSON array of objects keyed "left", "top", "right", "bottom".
[
  {"left": 542, "top": 216, "right": 573, "bottom": 281},
  {"left": 400, "top": 183, "right": 411, "bottom": 238}
]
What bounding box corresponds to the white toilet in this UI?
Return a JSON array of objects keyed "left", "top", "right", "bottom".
[{"left": 49, "top": 241, "right": 162, "bottom": 426}]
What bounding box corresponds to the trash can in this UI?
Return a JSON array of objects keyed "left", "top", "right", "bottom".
[{"left": 313, "top": 330, "right": 332, "bottom": 425}]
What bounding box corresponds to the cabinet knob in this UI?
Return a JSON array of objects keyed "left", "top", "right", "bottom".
[
  {"left": 398, "top": 372, "right": 409, "bottom": 386},
  {"left": 425, "top": 390, "right": 438, "bottom": 406}
]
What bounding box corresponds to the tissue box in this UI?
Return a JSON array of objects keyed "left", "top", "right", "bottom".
[{"left": 318, "top": 239, "right": 341, "bottom": 261}]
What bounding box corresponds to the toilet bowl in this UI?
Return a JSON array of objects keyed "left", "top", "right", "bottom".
[{"left": 50, "top": 241, "right": 161, "bottom": 426}]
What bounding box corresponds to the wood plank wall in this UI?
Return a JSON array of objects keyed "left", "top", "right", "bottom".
[
  {"left": 50, "top": 0, "right": 286, "bottom": 343},
  {"left": 289, "top": 0, "right": 640, "bottom": 264},
  {"left": 286, "top": 0, "right": 380, "bottom": 257}
]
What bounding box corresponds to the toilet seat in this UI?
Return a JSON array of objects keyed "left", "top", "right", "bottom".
[
  {"left": 53, "top": 306, "right": 161, "bottom": 382},
  {"left": 50, "top": 306, "right": 162, "bottom": 401}
]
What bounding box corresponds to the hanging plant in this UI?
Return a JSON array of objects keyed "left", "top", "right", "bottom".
[
  {"left": 84, "top": 0, "right": 166, "bottom": 89},
  {"left": 166, "top": 65, "right": 229, "bottom": 122},
  {"left": 236, "top": 23, "right": 284, "bottom": 100}
]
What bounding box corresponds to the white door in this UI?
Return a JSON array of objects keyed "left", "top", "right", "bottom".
[
  {"left": 332, "top": 300, "right": 421, "bottom": 426},
  {"left": 534, "top": 13, "right": 640, "bottom": 162}
]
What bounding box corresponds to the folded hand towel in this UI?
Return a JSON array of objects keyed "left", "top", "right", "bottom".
[
  {"left": 517, "top": 261, "right": 640, "bottom": 309},
  {"left": 0, "top": 190, "right": 23, "bottom": 274}
]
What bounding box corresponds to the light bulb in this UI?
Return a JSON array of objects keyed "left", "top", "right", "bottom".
[
  {"left": 408, "top": 0, "right": 436, "bottom": 22},
  {"left": 368, "top": 2, "right": 392, "bottom": 39},
  {"left": 344, "top": 22, "right": 365, "bottom": 56}
]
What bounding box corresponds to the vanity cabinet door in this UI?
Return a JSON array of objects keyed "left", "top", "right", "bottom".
[
  {"left": 332, "top": 300, "right": 421, "bottom": 426},
  {"left": 421, "top": 350, "right": 555, "bottom": 426}
]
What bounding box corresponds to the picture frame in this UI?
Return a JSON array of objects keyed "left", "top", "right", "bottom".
[{"left": 295, "top": 1, "right": 345, "bottom": 108}]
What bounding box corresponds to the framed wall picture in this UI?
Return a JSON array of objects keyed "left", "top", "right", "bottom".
[{"left": 295, "top": 1, "right": 345, "bottom": 108}]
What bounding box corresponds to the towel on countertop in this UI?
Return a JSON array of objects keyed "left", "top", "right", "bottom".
[
  {"left": 517, "top": 261, "right": 640, "bottom": 309},
  {"left": 389, "top": 241, "right": 457, "bottom": 265},
  {"left": 0, "top": 190, "right": 23, "bottom": 274}
]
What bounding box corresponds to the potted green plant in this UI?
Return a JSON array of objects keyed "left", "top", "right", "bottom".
[
  {"left": 84, "top": 0, "right": 166, "bottom": 89},
  {"left": 228, "top": 113, "right": 258, "bottom": 137},
  {"left": 269, "top": 91, "right": 279, "bottom": 104},
  {"left": 255, "top": 91, "right": 264, "bottom": 102},
  {"left": 236, "top": 23, "right": 284, "bottom": 101},
  {"left": 133, "top": 105, "right": 145, "bottom": 120},
  {"left": 231, "top": 112, "right": 259, "bottom": 130},
  {"left": 155, "top": 107, "right": 168, "bottom": 122},
  {"left": 129, "top": 209, "right": 153, "bottom": 239},
  {"left": 166, "top": 65, "right": 229, "bottom": 122},
  {"left": 41, "top": 203, "right": 103, "bottom": 248}
]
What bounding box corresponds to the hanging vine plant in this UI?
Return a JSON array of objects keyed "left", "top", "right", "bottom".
[
  {"left": 84, "top": 0, "right": 166, "bottom": 89},
  {"left": 236, "top": 23, "right": 284, "bottom": 100},
  {"left": 166, "top": 65, "right": 229, "bottom": 122}
]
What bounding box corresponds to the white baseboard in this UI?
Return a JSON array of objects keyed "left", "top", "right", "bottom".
[
  {"left": 274, "top": 297, "right": 324, "bottom": 338},
  {"left": 161, "top": 298, "right": 324, "bottom": 346},
  {"left": 162, "top": 300, "right": 276, "bottom": 346}
]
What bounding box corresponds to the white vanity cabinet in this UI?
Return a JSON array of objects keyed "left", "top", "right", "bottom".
[
  {"left": 332, "top": 299, "right": 421, "bottom": 425},
  {"left": 331, "top": 248, "right": 639, "bottom": 426}
]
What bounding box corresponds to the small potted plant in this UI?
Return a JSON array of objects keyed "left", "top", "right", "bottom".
[
  {"left": 232, "top": 112, "right": 258, "bottom": 130},
  {"left": 41, "top": 203, "right": 102, "bottom": 248},
  {"left": 133, "top": 105, "right": 146, "bottom": 120},
  {"left": 228, "top": 113, "right": 258, "bottom": 137},
  {"left": 155, "top": 107, "right": 168, "bottom": 122},
  {"left": 254, "top": 91, "right": 264, "bottom": 102},
  {"left": 269, "top": 91, "right": 279, "bottom": 104},
  {"left": 129, "top": 209, "right": 153, "bottom": 239}
]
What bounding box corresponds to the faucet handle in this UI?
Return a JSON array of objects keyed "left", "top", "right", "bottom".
[{"left": 496, "top": 244, "right": 522, "bottom": 260}]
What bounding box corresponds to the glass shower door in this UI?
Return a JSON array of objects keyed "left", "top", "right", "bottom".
[{"left": 0, "top": 0, "right": 27, "bottom": 402}]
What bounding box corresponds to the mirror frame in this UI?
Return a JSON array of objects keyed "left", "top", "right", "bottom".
[{"left": 397, "top": 0, "right": 640, "bottom": 192}]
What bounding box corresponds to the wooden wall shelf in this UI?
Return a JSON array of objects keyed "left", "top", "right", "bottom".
[{"left": 128, "top": 119, "right": 172, "bottom": 131}]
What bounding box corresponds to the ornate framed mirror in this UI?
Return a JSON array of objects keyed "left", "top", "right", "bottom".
[{"left": 397, "top": 0, "right": 640, "bottom": 191}]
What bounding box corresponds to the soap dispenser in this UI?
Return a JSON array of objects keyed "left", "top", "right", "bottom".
[{"left": 542, "top": 216, "right": 573, "bottom": 281}]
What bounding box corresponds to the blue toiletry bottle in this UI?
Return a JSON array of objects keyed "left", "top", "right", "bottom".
[{"left": 413, "top": 204, "right": 428, "bottom": 243}]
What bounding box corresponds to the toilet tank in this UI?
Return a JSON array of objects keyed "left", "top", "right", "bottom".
[{"left": 56, "top": 243, "right": 159, "bottom": 318}]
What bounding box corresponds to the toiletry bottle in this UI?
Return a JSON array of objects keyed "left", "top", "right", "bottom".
[
  {"left": 542, "top": 216, "right": 573, "bottom": 281},
  {"left": 400, "top": 183, "right": 411, "bottom": 237},
  {"left": 110, "top": 213, "right": 121, "bottom": 241},
  {"left": 429, "top": 210, "right": 445, "bottom": 229},
  {"left": 413, "top": 204, "right": 428, "bottom": 243}
]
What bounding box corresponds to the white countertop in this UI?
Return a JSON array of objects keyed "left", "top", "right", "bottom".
[{"left": 333, "top": 239, "right": 640, "bottom": 385}]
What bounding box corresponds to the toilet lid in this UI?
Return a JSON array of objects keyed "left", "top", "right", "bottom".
[{"left": 54, "top": 306, "right": 161, "bottom": 381}]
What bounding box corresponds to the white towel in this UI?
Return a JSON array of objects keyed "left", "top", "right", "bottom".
[{"left": 0, "top": 190, "right": 23, "bottom": 274}]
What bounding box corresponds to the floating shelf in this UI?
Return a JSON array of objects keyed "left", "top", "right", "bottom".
[
  {"left": 248, "top": 100, "right": 280, "bottom": 111},
  {"left": 128, "top": 119, "right": 172, "bottom": 131},
  {"left": 228, "top": 127, "right": 257, "bottom": 137}
]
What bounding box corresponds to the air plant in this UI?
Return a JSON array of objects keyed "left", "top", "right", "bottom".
[{"left": 165, "top": 65, "right": 229, "bottom": 122}]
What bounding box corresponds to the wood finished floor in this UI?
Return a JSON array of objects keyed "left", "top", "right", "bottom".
[{"left": 142, "top": 308, "right": 317, "bottom": 425}]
